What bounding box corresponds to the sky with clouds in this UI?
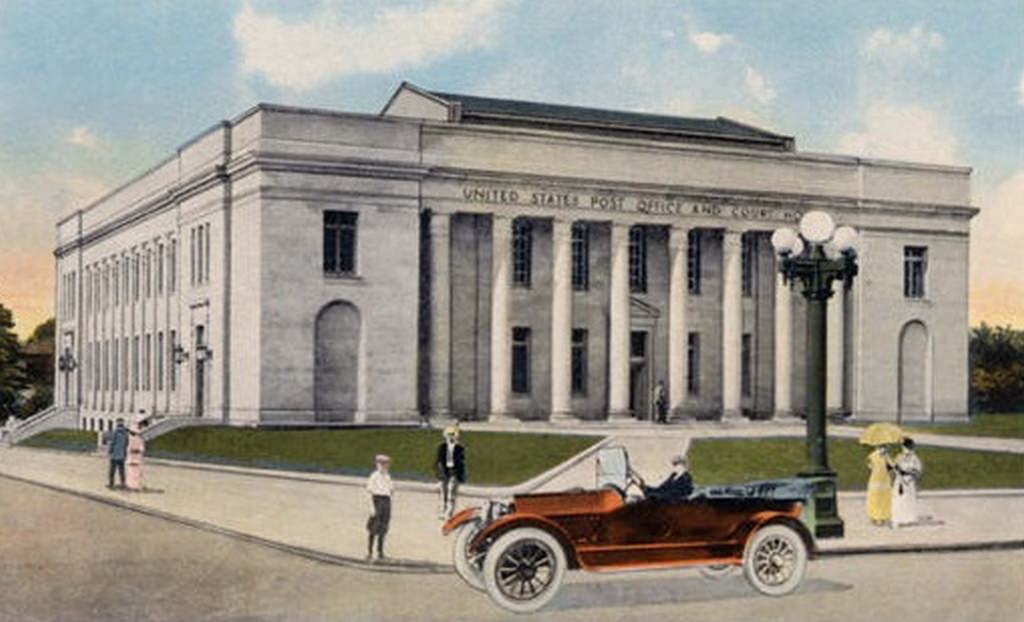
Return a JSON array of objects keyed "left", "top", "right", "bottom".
[{"left": 0, "top": 0, "right": 1021, "bottom": 336}]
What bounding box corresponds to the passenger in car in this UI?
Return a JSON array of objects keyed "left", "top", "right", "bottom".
[{"left": 642, "top": 454, "right": 694, "bottom": 502}]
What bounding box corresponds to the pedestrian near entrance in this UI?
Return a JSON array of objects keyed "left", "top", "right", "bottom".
[
  {"left": 435, "top": 425, "right": 466, "bottom": 519},
  {"left": 106, "top": 418, "right": 129, "bottom": 489},
  {"left": 654, "top": 380, "right": 668, "bottom": 424},
  {"left": 125, "top": 420, "right": 146, "bottom": 492},
  {"left": 365, "top": 454, "right": 394, "bottom": 562},
  {"left": 865, "top": 446, "right": 892, "bottom": 525},
  {"left": 891, "top": 438, "right": 923, "bottom": 528}
]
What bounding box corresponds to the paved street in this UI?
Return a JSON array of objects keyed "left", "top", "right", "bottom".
[{"left": 2, "top": 477, "right": 1022, "bottom": 622}]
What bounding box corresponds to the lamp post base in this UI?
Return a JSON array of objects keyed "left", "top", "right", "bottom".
[{"left": 797, "top": 472, "right": 845, "bottom": 539}]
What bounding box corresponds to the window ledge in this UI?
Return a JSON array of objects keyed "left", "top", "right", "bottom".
[{"left": 325, "top": 273, "right": 363, "bottom": 283}]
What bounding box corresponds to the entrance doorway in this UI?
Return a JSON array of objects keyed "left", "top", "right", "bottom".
[{"left": 629, "top": 331, "right": 650, "bottom": 419}]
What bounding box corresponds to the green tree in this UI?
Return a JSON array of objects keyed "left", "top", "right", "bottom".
[
  {"left": 0, "top": 303, "right": 29, "bottom": 420},
  {"left": 19, "top": 316, "right": 55, "bottom": 417},
  {"left": 970, "top": 324, "right": 1024, "bottom": 413}
]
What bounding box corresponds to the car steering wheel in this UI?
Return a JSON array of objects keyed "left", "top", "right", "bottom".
[{"left": 627, "top": 467, "right": 646, "bottom": 492}]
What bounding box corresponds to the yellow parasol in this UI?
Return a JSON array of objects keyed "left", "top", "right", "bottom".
[{"left": 859, "top": 422, "right": 905, "bottom": 446}]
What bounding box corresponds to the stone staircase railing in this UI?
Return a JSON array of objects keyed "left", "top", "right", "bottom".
[
  {"left": 6, "top": 406, "right": 76, "bottom": 444},
  {"left": 141, "top": 415, "right": 220, "bottom": 441}
]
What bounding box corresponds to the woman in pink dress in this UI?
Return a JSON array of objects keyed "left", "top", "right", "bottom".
[{"left": 125, "top": 422, "right": 145, "bottom": 491}]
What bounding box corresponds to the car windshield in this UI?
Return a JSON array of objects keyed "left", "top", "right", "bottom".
[{"left": 595, "top": 446, "right": 630, "bottom": 491}]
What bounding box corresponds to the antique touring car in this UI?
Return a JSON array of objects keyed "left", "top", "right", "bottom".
[{"left": 442, "top": 446, "right": 817, "bottom": 613}]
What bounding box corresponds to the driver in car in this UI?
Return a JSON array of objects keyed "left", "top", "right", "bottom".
[{"left": 637, "top": 454, "right": 694, "bottom": 502}]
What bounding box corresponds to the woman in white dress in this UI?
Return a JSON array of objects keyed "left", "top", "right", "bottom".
[{"left": 891, "top": 437, "right": 923, "bottom": 528}]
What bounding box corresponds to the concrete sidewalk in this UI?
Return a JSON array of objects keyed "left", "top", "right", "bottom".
[{"left": 2, "top": 427, "right": 1022, "bottom": 575}]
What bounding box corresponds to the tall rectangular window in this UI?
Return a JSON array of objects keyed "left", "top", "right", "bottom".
[
  {"left": 511, "top": 326, "right": 531, "bottom": 394},
  {"left": 197, "top": 227, "right": 204, "bottom": 284},
  {"left": 157, "top": 331, "right": 164, "bottom": 392},
  {"left": 190, "top": 227, "right": 197, "bottom": 285},
  {"left": 112, "top": 264, "right": 119, "bottom": 307},
  {"left": 156, "top": 243, "right": 164, "bottom": 295},
  {"left": 629, "top": 225, "right": 647, "bottom": 293},
  {"left": 687, "top": 229, "right": 702, "bottom": 294},
  {"left": 203, "top": 224, "right": 211, "bottom": 282},
  {"left": 145, "top": 250, "right": 152, "bottom": 298},
  {"left": 132, "top": 336, "right": 139, "bottom": 391},
  {"left": 687, "top": 332, "right": 700, "bottom": 395},
  {"left": 511, "top": 218, "right": 533, "bottom": 287},
  {"left": 169, "top": 239, "right": 176, "bottom": 293},
  {"left": 102, "top": 266, "right": 109, "bottom": 310},
  {"left": 741, "top": 233, "right": 756, "bottom": 297},
  {"left": 571, "top": 328, "right": 588, "bottom": 395},
  {"left": 571, "top": 223, "right": 589, "bottom": 291},
  {"left": 144, "top": 334, "right": 151, "bottom": 391},
  {"left": 169, "top": 329, "right": 177, "bottom": 391},
  {"left": 904, "top": 246, "right": 927, "bottom": 298},
  {"left": 323, "top": 211, "right": 358, "bottom": 275},
  {"left": 102, "top": 340, "right": 108, "bottom": 391},
  {"left": 133, "top": 254, "right": 140, "bottom": 301},
  {"left": 122, "top": 338, "right": 129, "bottom": 394},
  {"left": 85, "top": 269, "right": 91, "bottom": 317},
  {"left": 112, "top": 339, "right": 118, "bottom": 391},
  {"left": 741, "top": 333, "right": 752, "bottom": 397}
]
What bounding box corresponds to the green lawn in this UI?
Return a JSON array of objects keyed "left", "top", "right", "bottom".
[
  {"left": 687, "top": 437, "right": 1024, "bottom": 491},
  {"left": 145, "top": 426, "right": 600, "bottom": 486},
  {"left": 19, "top": 429, "right": 98, "bottom": 453},
  {"left": 900, "top": 414, "right": 1024, "bottom": 440}
]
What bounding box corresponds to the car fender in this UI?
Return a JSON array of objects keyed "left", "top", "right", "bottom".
[
  {"left": 441, "top": 507, "right": 480, "bottom": 536},
  {"left": 743, "top": 509, "right": 817, "bottom": 556},
  {"left": 470, "top": 513, "right": 581, "bottom": 569}
]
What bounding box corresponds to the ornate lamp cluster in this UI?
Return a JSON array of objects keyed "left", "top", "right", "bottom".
[
  {"left": 57, "top": 348, "right": 77, "bottom": 372},
  {"left": 771, "top": 211, "right": 860, "bottom": 299}
]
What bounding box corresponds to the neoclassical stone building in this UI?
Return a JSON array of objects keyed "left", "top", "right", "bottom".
[{"left": 53, "top": 82, "right": 976, "bottom": 430}]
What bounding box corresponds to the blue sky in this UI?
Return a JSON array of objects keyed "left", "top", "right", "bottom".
[{"left": 1, "top": 0, "right": 1022, "bottom": 334}]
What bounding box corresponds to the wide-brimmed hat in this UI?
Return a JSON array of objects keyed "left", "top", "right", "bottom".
[
  {"left": 375, "top": 454, "right": 391, "bottom": 464},
  {"left": 443, "top": 425, "right": 459, "bottom": 439}
]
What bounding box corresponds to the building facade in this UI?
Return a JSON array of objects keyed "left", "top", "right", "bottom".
[{"left": 54, "top": 83, "right": 976, "bottom": 431}]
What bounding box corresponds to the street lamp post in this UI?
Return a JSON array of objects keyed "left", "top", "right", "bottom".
[{"left": 771, "top": 211, "right": 859, "bottom": 539}]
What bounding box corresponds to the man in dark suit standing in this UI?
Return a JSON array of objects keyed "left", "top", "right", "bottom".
[
  {"left": 106, "top": 418, "right": 129, "bottom": 489},
  {"left": 435, "top": 425, "right": 466, "bottom": 519}
]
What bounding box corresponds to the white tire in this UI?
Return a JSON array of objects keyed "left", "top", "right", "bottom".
[
  {"left": 452, "top": 520, "right": 486, "bottom": 591},
  {"left": 482, "top": 527, "right": 567, "bottom": 614},
  {"left": 742, "top": 524, "right": 808, "bottom": 597}
]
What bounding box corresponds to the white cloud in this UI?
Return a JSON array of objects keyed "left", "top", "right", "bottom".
[
  {"left": 67, "top": 125, "right": 100, "bottom": 149},
  {"left": 688, "top": 30, "right": 734, "bottom": 54},
  {"left": 744, "top": 66, "right": 775, "bottom": 104},
  {"left": 863, "top": 23, "right": 944, "bottom": 61},
  {"left": 1017, "top": 68, "right": 1024, "bottom": 105},
  {"left": 233, "top": 0, "right": 507, "bottom": 91},
  {"left": 838, "top": 103, "right": 957, "bottom": 165}
]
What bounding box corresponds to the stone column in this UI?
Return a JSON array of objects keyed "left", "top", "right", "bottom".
[
  {"left": 668, "top": 224, "right": 688, "bottom": 415},
  {"left": 429, "top": 212, "right": 452, "bottom": 418},
  {"left": 550, "top": 218, "right": 574, "bottom": 421},
  {"left": 489, "top": 214, "right": 513, "bottom": 421},
  {"left": 827, "top": 287, "right": 845, "bottom": 413},
  {"left": 774, "top": 269, "right": 793, "bottom": 417},
  {"left": 721, "top": 229, "right": 743, "bottom": 419},
  {"left": 608, "top": 222, "right": 631, "bottom": 419}
]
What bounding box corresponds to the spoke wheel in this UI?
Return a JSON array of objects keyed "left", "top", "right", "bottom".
[
  {"left": 483, "top": 527, "right": 566, "bottom": 614},
  {"left": 742, "top": 524, "right": 808, "bottom": 597},
  {"left": 452, "top": 520, "right": 486, "bottom": 591}
]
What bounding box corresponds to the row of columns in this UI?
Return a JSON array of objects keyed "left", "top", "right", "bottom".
[{"left": 427, "top": 212, "right": 845, "bottom": 420}]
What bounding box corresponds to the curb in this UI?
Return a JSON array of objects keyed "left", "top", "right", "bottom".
[
  {"left": 817, "top": 539, "right": 1024, "bottom": 558},
  {"left": 0, "top": 471, "right": 452, "bottom": 576}
]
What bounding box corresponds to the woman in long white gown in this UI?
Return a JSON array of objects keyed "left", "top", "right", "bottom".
[{"left": 891, "top": 437, "right": 923, "bottom": 528}]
